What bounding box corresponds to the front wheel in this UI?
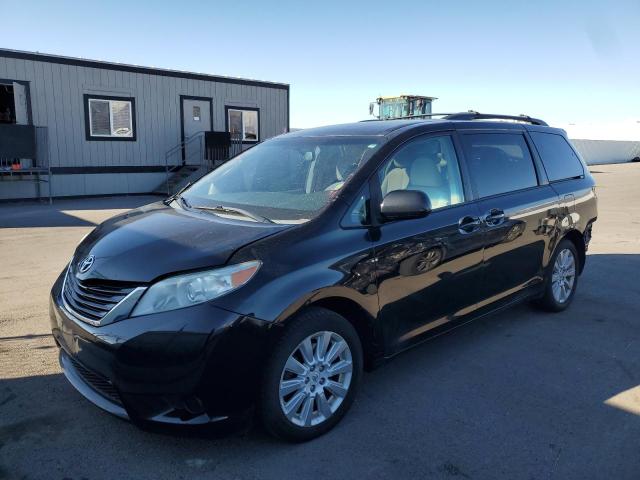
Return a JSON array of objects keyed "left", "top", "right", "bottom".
[
  {"left": 534, "top": 239, "right": 580, "bottom": 312},
  {"left": 259, "top": 307, "right": 363, "bottom": 442}
]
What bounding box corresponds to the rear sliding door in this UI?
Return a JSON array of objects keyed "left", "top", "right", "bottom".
[{"left": 459, "top": 130, "right": 559, "bottom": 304}]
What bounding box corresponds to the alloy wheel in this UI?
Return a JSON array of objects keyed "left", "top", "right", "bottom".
[
  {"left": 278, "top": 331, "right": 353, "bottom": 427},
  {"left": 551, "top": 248, "right": 576, "bottom": 303}
]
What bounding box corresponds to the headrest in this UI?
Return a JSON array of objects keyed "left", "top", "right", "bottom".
[
  {"left": 423, "top": 139, "right": 442, "bottom": 156},
  {"left": 410, "top": 157, "right": 444, "bottom": 187}
]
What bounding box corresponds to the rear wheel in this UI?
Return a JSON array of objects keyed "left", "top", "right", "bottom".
[
  {"left": 259, "top": 307, "right": 363, "bottom": 442},
  {"left": 534, "top": 239, "right": 579, "bottom": 312}
]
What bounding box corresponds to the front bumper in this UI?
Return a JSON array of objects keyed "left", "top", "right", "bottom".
[
  {"left": 50, "top": 272, "right": 273, "bottom": 425},
  {"left": 59, "top": 348, "right": 130, "bottom": 420}
]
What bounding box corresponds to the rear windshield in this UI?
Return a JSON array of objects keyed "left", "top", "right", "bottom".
[{"left": 183, "top": 136, "right": 383, "bottom": 223}]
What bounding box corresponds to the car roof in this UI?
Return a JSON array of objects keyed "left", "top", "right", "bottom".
[
  {"left": 283, "top": 119, "right": 564, "bottom": 139},
  {"left": 284, "top": 120, "right": 444, "bottom": 137}
]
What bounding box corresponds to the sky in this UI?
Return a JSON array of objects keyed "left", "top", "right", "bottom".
[{"left": 2, "top": 0, "right": 639, "bottom": 130}]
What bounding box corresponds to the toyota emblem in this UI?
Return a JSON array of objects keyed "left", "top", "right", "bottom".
[{"left": 78, "top": 255, "right": 95, "bottom": 274}]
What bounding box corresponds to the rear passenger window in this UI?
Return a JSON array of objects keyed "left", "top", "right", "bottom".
[
  {"left": 462, "top": 133, "right": 538, "bottom": 198},
  {"left": 529, "top": 132, "right": 584, "bottom": 182}
]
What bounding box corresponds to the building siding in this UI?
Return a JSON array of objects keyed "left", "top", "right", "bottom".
[{"left": 0, "top": 51, "right": 289, "bottom": 199}]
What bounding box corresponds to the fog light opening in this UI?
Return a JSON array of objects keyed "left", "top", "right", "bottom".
[{"left": 183, "top": 395, "right": 206, "bottom": 416}]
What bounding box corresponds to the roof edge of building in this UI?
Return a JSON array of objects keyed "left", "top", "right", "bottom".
[{"left": 0, "top": 48, "right": 289, "bottom": 91}]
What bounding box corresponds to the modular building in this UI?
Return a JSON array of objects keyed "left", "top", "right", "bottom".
[
  {"left": 570, "top": 139, "right": 640, "bottom": 165},
  {"left": 560, "top": 121, "right": 640, "bottom": 165},
  {"left": 0, "top": 49, "right": 289, "bottom": 200}
]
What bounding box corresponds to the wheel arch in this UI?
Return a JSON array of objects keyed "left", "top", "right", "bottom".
[
  {"left": 306, "top": 297, "right": 381, "bottom": 370},
  {"left": 273, "top": 295, "right": 381, "bottom": 371},
  {"left": 561, "top": 229, "right": 586, "bottom": 274}
]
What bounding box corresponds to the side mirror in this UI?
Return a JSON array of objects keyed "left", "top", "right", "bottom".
[{"left": 380, "top": 190, "right": 431, "bottom": 221}]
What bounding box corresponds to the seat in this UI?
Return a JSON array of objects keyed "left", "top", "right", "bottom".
[
  {"left": 325, "top": 153, "right": 359, "bottom": 191},
  {"left": 381, "top": 165, "right": 410, "bottom": 196},
  {"left": 408, "top": 157, "right": 450, "bottom": 208},
  {"left": 381, "top": 142, "right": 425, "bottom": 196}
]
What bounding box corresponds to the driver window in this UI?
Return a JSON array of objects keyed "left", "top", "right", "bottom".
[{"left": 377, "top": 135, "right": 465, "bottom": 210}]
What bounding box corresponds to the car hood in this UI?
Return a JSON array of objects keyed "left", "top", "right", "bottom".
[{"left": 72, "top": 201, "right": 289, "bottom": 283}]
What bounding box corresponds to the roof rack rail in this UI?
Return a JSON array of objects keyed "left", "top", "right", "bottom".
[
  {"left": 360, "top": 113, "right": 457, "bottom": 122},
  {"left": 444, "top": 111, "right": 548, "bottom": 126},
  {"left": 391, "top": 112, "right": 457, "bottom": 119}
]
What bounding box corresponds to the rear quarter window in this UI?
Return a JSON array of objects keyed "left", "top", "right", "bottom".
[{"left": 529, "top": 132, "right": 584, "bottom": 182}]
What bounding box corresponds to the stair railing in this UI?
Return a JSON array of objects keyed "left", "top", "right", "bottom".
[
  {"left": 163, "top": 131, "right": 248, "bottom": 195},
  {"left": 164, "top": 132, "right": 206, "bottom": 195}
]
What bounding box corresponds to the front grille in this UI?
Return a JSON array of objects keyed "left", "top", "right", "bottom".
[
  {"left": 67, "top": 354, "right": 122, "bottom": 405},
  {"left": 63, "top": 268, "right": 138, "bottom": 323}
]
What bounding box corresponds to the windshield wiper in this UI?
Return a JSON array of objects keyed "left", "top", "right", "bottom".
[
  {"left": 178, "top": 195, "right": 191, "bottom": 209},
  {"left": 193, "top": 204, "right": 274, "bottom": 224},
  {"left": 163, "top": 182, "right": 192, "bottom": 206}
]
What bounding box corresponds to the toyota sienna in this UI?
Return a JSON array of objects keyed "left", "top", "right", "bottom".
[{"left": 50, "top": 113, "right": 598, "bottom": 441}]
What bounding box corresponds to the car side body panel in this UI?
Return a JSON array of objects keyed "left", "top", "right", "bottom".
[
  {"left": 373, "top": 200, "right": 486, "bottom": 354},
  {"left": 212, "top": 122, "right": 598, "bottom": 363}
]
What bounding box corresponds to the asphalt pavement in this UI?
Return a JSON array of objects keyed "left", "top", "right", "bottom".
[{"left": 1, "top": 164, "right": 639, "bottom": 480}]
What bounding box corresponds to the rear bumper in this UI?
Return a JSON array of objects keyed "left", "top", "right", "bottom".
[{"left": 50, "top": 271, "right": 273, "bottom": 425}]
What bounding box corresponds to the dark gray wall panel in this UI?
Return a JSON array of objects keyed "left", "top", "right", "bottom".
[{"left": 0, "top": 53, "right": 289, "bottom": 197}]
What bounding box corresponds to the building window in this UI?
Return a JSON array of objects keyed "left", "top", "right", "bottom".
[
  {"left": 84, "top": 95, "right": 136, "bottom": 141},
  {"left": 226, "top": 107, "right": 259, "bottom": 142}
]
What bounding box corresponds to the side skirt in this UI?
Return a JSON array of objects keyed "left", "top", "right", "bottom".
[{"left": 378, "top": 285, "right": 543, "bottom": 365}]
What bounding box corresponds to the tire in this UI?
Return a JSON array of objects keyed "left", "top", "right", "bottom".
[
  {"left": 259, "top": 307, "right": 363, "bottom": 442},
  {"left": 534, "top": 239, "right": 580, "bottom": 312}
]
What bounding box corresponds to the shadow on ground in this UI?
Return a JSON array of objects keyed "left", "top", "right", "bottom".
[{"left": 0, "top": 195, "right": 162, "bottom": 228}]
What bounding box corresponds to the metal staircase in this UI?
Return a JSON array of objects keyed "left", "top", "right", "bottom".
[
  {"left": 160, "top": 164, "right": 204, "bottom": 195},
  {"left": 155, "top": 131, "right": 243, "bottom": 196}
]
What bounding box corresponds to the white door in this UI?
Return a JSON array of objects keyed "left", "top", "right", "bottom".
[
  {"left": 182, "top": 98, "right": 212, "bottom": 165},
  {"left": 12, "top": 82, "right": 28, "bottom": 125}
]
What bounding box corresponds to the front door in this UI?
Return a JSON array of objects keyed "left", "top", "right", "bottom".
[
  {"left": 181, "top": 97, "right": 212, "bottom": 164},
  {"left": 459, "top": 130, "right": 559, "bottom": 304},
  {"left": 373, "top": 133, "right": 486, "bottom": 354}
]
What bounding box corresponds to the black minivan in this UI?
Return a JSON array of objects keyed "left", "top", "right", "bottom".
[{"left": 50, "top": 113, "right": 597, "bottom": 441}]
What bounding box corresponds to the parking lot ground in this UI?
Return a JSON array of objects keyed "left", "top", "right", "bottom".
[{"left": 1, "top": 165, "right": 640, "bottom": 480}]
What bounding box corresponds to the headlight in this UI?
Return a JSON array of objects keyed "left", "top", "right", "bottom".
[{"left": 131, "top": 260, "right": 261, "bottom": 317}]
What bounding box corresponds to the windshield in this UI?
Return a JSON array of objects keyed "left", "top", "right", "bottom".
[{"left": 183, "top": 136, "right": 383, "bottom": 223}]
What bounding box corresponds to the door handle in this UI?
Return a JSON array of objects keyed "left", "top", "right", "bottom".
[
  {"left": 458, "top": 215, "right": 482, "bottom": 234},
  {"left": 483, "top": 208, "right": 505, "bottom": 226}
]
